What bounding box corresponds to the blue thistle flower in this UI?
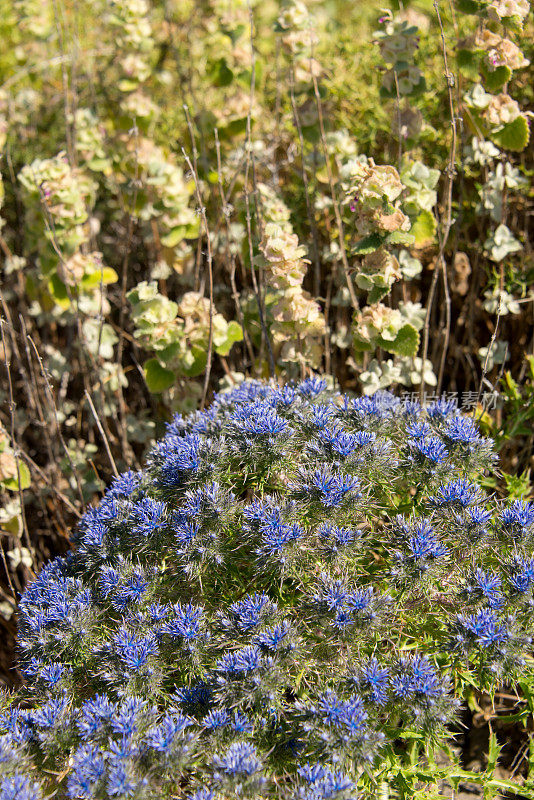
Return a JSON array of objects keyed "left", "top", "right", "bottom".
[
  {"left": 145, "top": 714, "right": 191, "bottom": 752},
  {"left": 109, "top": 471, "right": 142, "bottom": 499},
  {"left": 291, "top": 466, "right": 360, "bottom": 508},
  {"left": 77, "top": 694, "right": 116, "bottom": 739},
  {"left": 501, "top": 500, "right": 534, "bottom": 538},
  {"left": 442, "top": 416, "right": 483, "bottom": 446},
  {"left": 357, "top": 658, "right": 390, "bottom": 705},
  {"left": 159, "top": 603, "right": 204, "bottom": 642},
  {"left": 451, "top": 608, "right": 510, "bottom": 649},
  {"left": 465, "top": 568, "right": 503, "bottom": 609},
  {"left": 213, "top": 741, "right": 263, "bottom": 777},
  {"left": 110, "top": 697, "right": 146, "bottom": 738},
  {"left": 227, "top": 593, "right": 274, "bottom": 632},
  {"left": 202, "top": 709, "right": 229, "bottom": 730},
  {"left": 67, "top": 745, "right": 105, "bottom": 798},
  {"left": 509, "top": 557, "right": 534, "bottom": 593},
  {"left": 408, "top": 436, "right": 448, "bottom": 465},
  {"left": 426, "top": 397, "right": 458, "bottom": 418},
  {"left": 112, "top": 628, "right": 158, "bottom": 672},
  {"left": 298, "top": 763, "right": 356, "bottom": 800},
  {"left": 129, "top": 497, "right": 167, "bottom": 540},
  {"left": 254, "top": 622, "right": 291, "bottom": 651},
  {"left": 391, "top": 654, "right": 445, "bottom": 700},
  {"left": 0, "top": 775, "right": 42, "bottom": 800},
  {"left": 427, "top": 479, "right": 482, "bottom": 509},
  {"left": 298, "top": 377, "right": 328, "bottom": 398}
]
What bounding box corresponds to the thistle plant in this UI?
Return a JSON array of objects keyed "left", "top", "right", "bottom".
[{"left": 2, "top": 378, "right": 533, "bottom": 798}]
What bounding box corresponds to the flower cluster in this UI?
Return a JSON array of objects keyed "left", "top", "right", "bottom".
[
  {"left": 260, "top": 220, "right": 326, "bottom": 370},
  {"left": 2, "top": 379, "right": 532, "bottom": 798}
]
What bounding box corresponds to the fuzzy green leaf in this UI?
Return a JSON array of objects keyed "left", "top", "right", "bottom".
[
  {"left": 353, "top": 233, "right": 385, "bottom": 255},
  {"left": 378, "top": 323, "right": 420, "bottom": 357},
  {"left": 410, "top": 210, "right": 437, "bottom": 247},
  {"left": 3, "top": 461, "right": 31, "bottom": 491},
  {"left": 491, "top": 115, "right": 530, "bottom": 152},
  {"left": 144, "top": 358, "right": 175, "bottom": 393}
]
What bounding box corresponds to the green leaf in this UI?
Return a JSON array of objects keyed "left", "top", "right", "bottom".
[
  {"left": 161, "top": 226, "right": 188, "bottom": 248},
  {"left": 3, "top": 461, "right": 31, "bottom": 491},
  {"left": 385, "top": 230, "right": 415, "bottom": 247},
  {"left": 457, "top": 0, "right": 481, "bottom": 9},
  {"left": 144, "top": 359, "right": 175, "bottom": 393},
  {"left": 410, "top": 210, "right": 437, "bottom": 247},
  {"left": 181, "top": 346, "right": 207, "bottom": 377},
  {"left": 214, "top": 320, "right": 244, "bottom": 357},
  {"left": 81, "top": 267, "right": 119, "bottom": 289},
  {"left": 48, "top": 274, "right": 71, "bottom": 309},
  {"left": 378, "top": 323, "right": 420, "bottom": 357},
  {"left": 481, "top": 63, "right": 512, "bottom": 93},
  {"left": 486, "top": 730, "right": 502, "bottom": 776},
  {"left": 367, "top": 285, "right": 390, "bottom": 304},
  {"left": 491, "top": 115, "right": 530, "bottom": 152},
  {"left": 457, "top": 48, "right": 481, "bottom": 78},
  {"left": 353, "top": 233, "right": 385, "bottom": 255},
  {"left": 118, "top": 78, "right": 141, "bottom": 92},
  {"left": 209, "top": 57, "right": 234, "bottom": 87}
]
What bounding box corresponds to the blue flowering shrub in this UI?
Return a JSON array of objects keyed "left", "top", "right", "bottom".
[{"left": 2, "top": 379, "right": 534, "bottom": 799}]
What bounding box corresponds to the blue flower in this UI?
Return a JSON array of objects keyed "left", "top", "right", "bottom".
[
  {"left": 110, "top": 697, "right": 146, "bottom": 737},
  {"left": 39, "top": 662, "right": 67, "bottom": 687},
  {"left": 318, "top": 523, "right": 358, "bottom": 549},
  {"left": 109, "top": 471, "right": 142, "bottom": 499},
  {"left": 291, "top": 466, "right": 360, "bottom": 508},
  {"left": 68, "top": 745, "right": 106, "bottom": 798},
  {"left": 391, "top": 655, "right": 445, "bottom": 700},
  {"left": 0, "top": 774, "right": 42, "bottom": 800},
  {"left": 216, "top": 645, "right": 264, "bottom": 676},
  {"left": 465, "top": 568, "right": 503, "bottom": 609},
  {"left": 129, "top": 497, "right": 168, "bottom": 539},
  {"left": 107, "top": 760, "right": 137, "bottom": 797},
  {"left": 442, "top": 416, "right": 483, "bottom": 446},
  {"left": 408, "top": 436, "right": 448, "bottom": 465},
  {"left": 427, "top": 479, "right": 482, "bottom": 509},
  {"left": 202, "top": 709, "right": 229, "bottom": 730},
  {"left": 501, "top": 500, "right": 534, "bottom": 537},
  {"left": 244, "top": 500, "right": 302, "bottom": 558},
  {"left": 77, "top": 694, "right": 116, "bottom": 739},
  {"left": 313, "top": 691, "right": 368, "bottom": 738},
  {"left": 227, "top": 593, "right": 273, "bottom": 631},
  {"left": 298, "top": 377, "right": 328, "bottom": 398},
  {"left": 304, "top": 404, "right": 337, "bottom": 430},
  {"left": 426, "top": 397, "right": 458, "bottom": 418},
  {"left": 254, "top": 622, "right": 291, "bottom": 651},
  {"left": 173, "top": 682, "right": 211, "bottom": 712},
  {"left": 313, "top": 427, "right": 363, "bottom": 460},
  {"left": 160, "top": 603, "right": 204, "bottom": 641},
  {"left": 145, "top": 714, "right": 191, "bottom": 752},
  {"left": 298, "top": 763, "right": 356, "bottom": 800},
  {"left": 407, "top": 520, "right": 447, "bottom": 563},
  {"left": 358, "top": 658, "right": 390, "bottom": 705},
  {"left": 112, "top": 573, "right": 148, "bottom": 611},
  {"left": 98, "top": 566, "right": 120, "bottom": 598},
  {"left": 213, "top": 742, "right": 262, "bottom": 777},
  {"left": 181, "top": 482, "right": 231, "bottom": 520},
  {"left": 452, "top": 608, "right": 510, "bottom": 649},
  {"left": 313, "top": 578, "right": 347, "bottom": 611},
  {"left": 230, "top": 711, "right": 253, "bottom": 734},
  {"left": 229, "top": 401, "right": 292, "bottom": 445},
  {"left": 509, "top": 557, "right": 534, "bottom": 593},
  {"left": 406, "top": 421, "right": 432, "bottom": 440},
  {"left": 112, "top": 628, "right": 158, "bottom": 671},
  {"left": 29, "top": 696, "right": 67, "bottom": 730},
  {"left": 155, "top": 433, "right": 207, "bottom": 490}
]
